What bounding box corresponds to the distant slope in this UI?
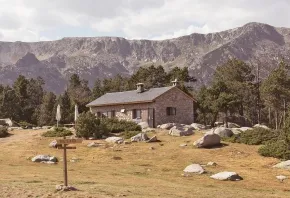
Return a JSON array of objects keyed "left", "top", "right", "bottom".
[{"left": 0, "top": 22, "right": 290, "bottom": 93}]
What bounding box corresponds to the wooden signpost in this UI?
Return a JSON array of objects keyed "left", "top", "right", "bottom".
[{"left": 56, "top": 137, "right": 83, "bottom": 186}]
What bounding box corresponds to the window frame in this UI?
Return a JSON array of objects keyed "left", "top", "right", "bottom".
[
  {"left": 132, "top": 109, "right": 142, "bottom": 119},
  {"left": 166, "top": 107, "right": 176, "bottom": 116}
]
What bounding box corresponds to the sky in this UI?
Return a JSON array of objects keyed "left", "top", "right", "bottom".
[{"left": 0, "top": 0, "right": 290, "bottom": 42}]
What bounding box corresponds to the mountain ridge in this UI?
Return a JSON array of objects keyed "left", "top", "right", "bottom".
[{"left": 0, "top": 22, "right": 289, "bottom": 93}]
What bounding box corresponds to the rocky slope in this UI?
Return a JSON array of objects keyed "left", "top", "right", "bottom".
[{"left": 0, "top": 22, "right": 290, "bottom": 93}]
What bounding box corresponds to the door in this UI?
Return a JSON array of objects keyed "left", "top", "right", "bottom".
[{"left": 148, "top": 108, "right": 155, "bottom": 128}]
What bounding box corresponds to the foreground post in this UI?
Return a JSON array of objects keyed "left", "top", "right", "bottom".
[{"left": 63, "top": 137, "right": 68, "bottom": 186}]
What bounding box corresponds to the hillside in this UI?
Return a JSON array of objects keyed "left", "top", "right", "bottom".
[{"left": 0, "top": 22, "right": 290, "bottom": 93}]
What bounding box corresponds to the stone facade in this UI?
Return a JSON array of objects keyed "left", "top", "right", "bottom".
[{"left": 90, "top": 87, "right": 194, "bottom": 127}]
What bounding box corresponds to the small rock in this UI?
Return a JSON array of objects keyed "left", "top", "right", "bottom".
[
  {"left": 87, "top": 142, "right": 100, "bottom": 147},
  {"left": 149, "top": 146, "right": 155, "bottom": 150},
  {"left": 56, "top": 185, "right": 78, "bottom": 191},
  {"left": 276, "top": 175, "right": 287, "bottom": 182},
  {"left": 210, "top": 172, "right": 243, "bottom": 181},
  {"left": 32, "top": 155, "right": 58, "bottom": 163},
  {"left": 169, "top": 125, "right": 194, "bottom": 136},
  {"left": 105, "top": 137, "right": 124, "bottom": 144},
  {"left": 193, "top": 134, "right": 221, "bottom": 148},
  {"left": 112, "top": 156, "right": 122, "bottom": 160},
  {"left": 191, "top": 123, "right": 206, "bottom": 130},
  {"left": 183, "top": 164, "right": 205, "bottom": 174},
  {"left": 179, "top": 143, "right": 187, "bottom": 147},
  {"left": 147, "top": 135, "right": 158, "bottom": 143},
  {"left": 49, "top": 140, "right": 58, "bottom": 148},
  {"left": 131, "top": 133, "right": 149, "bottom": 142},
  {"left": 207, "top": 162, "right": 217, "bottom": 166}
]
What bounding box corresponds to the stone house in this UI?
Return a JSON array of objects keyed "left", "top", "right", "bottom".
[{"left": 86, "top": 82, "right": 196, "bottom": 128}]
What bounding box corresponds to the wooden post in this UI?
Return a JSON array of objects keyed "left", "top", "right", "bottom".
[{"left": 63, "top": 136, "right": 68, "bottom": 186}]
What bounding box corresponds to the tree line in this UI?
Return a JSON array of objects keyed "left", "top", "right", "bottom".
[{"left": 0, "top": 66, "right": 194, "bottom": 126}]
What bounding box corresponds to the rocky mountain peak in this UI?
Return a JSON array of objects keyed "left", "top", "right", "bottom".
[{"left": 15, "top": 52, "right": 40, "bottom": 67}]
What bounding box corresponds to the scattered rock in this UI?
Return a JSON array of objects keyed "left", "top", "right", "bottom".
[
  {"left": 42, "top": 126, "right": 52, "bottom": 130},
  {"left": 193, "top": 134, "right": 221, "bottom": 148},
  {"left": 159, "top": 123, "right": 175, "bottom": 130},
  {"left": 49, "top": 140, "right": 58, "bottom": 148},
  {"left": 149, "top": 146, "right": 155, "bottom": 150},
  {"left": 87, "top": 142, "right": 100, "bottom": 147},
  {"left": 131, "top": 133, "right": 149, "bottom": 142},
  {"left": 273, "top": 160, "right": 290, "bottom": 169},
  {"left": 147, "top": 135, "right": 158, "bottom": 143},
  {"left": 224, "top": 122, "right": 240, "bottom": 128},
  {"left": 208, "top": 127, "right": 233, "bottom": 138},
  {"left": 138, "top": 122, "right": 149, "bottom": 129},
  {"left": 169, "top": 125, "right": 194, "bottom": 136},
  {"left": 179, "top": 143, "right": 187, "bottom": 147},
  {"left": 276, "top": 175, "right": 287, "bottom": 182},
  {"left": 183, "top": 164, "right": 205, "bottom": 174},
  {"left": 210, "top": 172, "right": 243, "bottom": 181},
  {"left": 123, "top": 141, "right": 131, "bottom": 145},
  {"left": 70, "top": 157, "right": 80, "bottom": 163},
  {"left": 142, "top": 128, "right": 155, "bottom": 133},
  {"left": 253, "top": 124, "right": 270, "bottom": 130},
  {"left": 105, "top": 137, "right": 124, "bottom": 144},
  {"left": 112, "top": 156, "right": 122, "bottom": 160},
  {"left": 191, "top": 123, "right": 206, "bottom": 130},
  {"left": 32, "top": 155, "right": 58, "bottom": 163},
  {"left": 56, "top": 185, "right": 78, "bottom": 191},
  {"left": 207, "top": 162, "right": 217, "bottom": 166}
]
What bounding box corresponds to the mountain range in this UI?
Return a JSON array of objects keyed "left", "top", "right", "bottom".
[{"left": 0, "top": 22, "right": 289, "bottom": 93}]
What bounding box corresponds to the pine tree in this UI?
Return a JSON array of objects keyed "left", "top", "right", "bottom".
[{"left": 38, "top": 92, "right": 56, "bottom": 126}]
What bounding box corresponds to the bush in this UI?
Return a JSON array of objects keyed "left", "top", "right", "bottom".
[
  {"left": 100, "top": 118, "right": 141, "bottom": 133},
  {"left": 18, "top": 121, "right": 36, "bottom": 129},
  {"left": 122, "top": 131, "right": 140, "bottom": 139},
  {"left": 0, "top": 120, "right": 8, "bottom": 126},
  {"left": 0, "top": 126, "right": 9, "bottom": 138},
  {"left": 76, "top": 112, "right": 108, "bottom": 139},
  {"left": 258, "top": 140, "right": 290, "bottom": 160},
  {"left": 42, "top": 127, "right": 73, "bottom": 137},
  {"left": 222, "top": 127, "right": 279, "bottom": 145}
]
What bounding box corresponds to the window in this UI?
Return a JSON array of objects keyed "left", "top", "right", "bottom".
[
  {"left": 107, "top": 110, "right": 115, "bottom": 118},
  {"left": 166, "top": 107, "right": 176, "bottom": 116},
  {"left": 132, "top": 109, "right": 142, "bottom": 119}
]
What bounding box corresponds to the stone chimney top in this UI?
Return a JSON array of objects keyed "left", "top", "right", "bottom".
[
  {"left": 136, "top": 83, "right": 145, "bottom": 93},
  {"left": 172, "top": 79, "right": 179, "bottom": 86}
]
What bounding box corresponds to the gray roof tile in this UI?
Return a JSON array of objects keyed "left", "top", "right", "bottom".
[{"left": 87, "top": 86, "right": 174, "bottom": 107}]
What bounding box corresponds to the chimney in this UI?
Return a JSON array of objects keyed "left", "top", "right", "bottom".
[
  {"left": 136, "top": 83, "right": 145, "bottom": 93},
  {"left": 172, "top": 79, "right": 179, "bottom": 87}
]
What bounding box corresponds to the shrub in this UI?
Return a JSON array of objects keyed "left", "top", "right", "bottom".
[
  {"left": 76, "top": 112, "right": 108, "bottom": 139},
  {"left": 122, "top": 131, "right": 140, "bottom": 139},
  {"left": 18, "top": 121, "right": 36, "bottom": 129},
  {"left": 0, "top": 120, "right": 8, "bottom": 126},
  {"left": 222, "top": 127, "right": 279, "bottom": 145},
  {"left": 258, "top": 140, "right": 290, "bottom": 160},
  {"left": 42, "top": 127, "right": 73, "bottom": 137},
  {"left": 100, "top": 118, "right": 141, "bottom": 133},
  {"left": 0, "top": 126, "right": 8, "bottom": 138}
]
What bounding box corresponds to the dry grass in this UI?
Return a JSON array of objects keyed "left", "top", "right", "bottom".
[{"left": 0, "top": 129, "right": 290, "bottom": 198}]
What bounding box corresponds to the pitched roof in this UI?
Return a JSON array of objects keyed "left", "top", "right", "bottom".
[{"left": 87, "top": 86, "right": 175, "bottom": 107}]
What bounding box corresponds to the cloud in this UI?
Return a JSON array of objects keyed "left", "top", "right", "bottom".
[{"left": 0, "top": 0, "right": 290, "bottom": 42}]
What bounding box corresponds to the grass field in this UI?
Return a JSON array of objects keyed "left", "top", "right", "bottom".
[{"left": 0, "top": 129, "right": 290, "bottom": 198}]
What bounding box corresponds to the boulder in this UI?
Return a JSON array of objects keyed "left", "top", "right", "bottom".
[
  {"left": 273, "top": 160, "right": 290, "bottom": 169},
  {"left": 131, "top": 133, "right": 149, "bottom": 142},
  {"left": 31, "top": 155, "right": 58, "bottom": 163},
  {"left": 105, "top": 137, "right": 124, "bottom": 144},
  {"left": 169, "top": 125, "right": 194, "bottom": 136},
  {"left": 138, "top": 122, "right": 149, "bottom": 129},
  {"left": 42, "top": 126, "right": 52, "bottom": 130},
  {"left": 231, "top": 127, "right": 253, "bottom": 134},
  {"left": 207, "top": 162, "right": 217, "bottom": 166},
  {"left": 183, "top": 164, "right": 205, "bottom": 174},
  {"left": 56, "top": 185, "right": 78, "bottom": 191},
  {"left": 210, "top": 172, "right": 243, "bottom": 181},
  {"left": 191, "top": 123, "right": 206, "bottom": 130},
  {"left": 87, "top": 142, "right": 100, "bottom": 147},
  {"left": 224, "top": 122, "right": 240, "bottom": 128},
  {"left": 208, "top": 127, "right": 233, "bottom": 138},
  {"left": 147, "top": 135, "right": 158, "bottom": 143},
  {"left": 142, "top": 128, "right": 155, "bottom": 133},
  {"left": 159, "top": 123, "right": 175, "bottom": 130},
  {"left": 254, "top": 124, "right": 270, "bottom": 130},
  {"left": 193, "top": 134, "right": 221, "bottom": 148},
  {"left": 49, "top": 140, "right": 58, "bottom": 148}
]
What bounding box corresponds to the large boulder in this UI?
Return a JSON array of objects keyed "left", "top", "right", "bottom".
[
  {"left": 208, "top": 127, "right": 233, "bottom": 138},
  {"left": 231, "top": 127, "right": 253, "bottom": 135},
  {"left": 224, "top": 122, "right": 240, "bottom": 128},
  {"left": 193, "top": 134, "right": 221, "bottom": 148},
  {"left": 105, "top": 137, "right": 124, "bottom": 144},
  {"left": 31, "top": 155, "right": 58, "bottom": 163},
  {"left": 131, "top": 133, "right": 149, "bottom": 142},
  {"left": 183, "top": 164, "right": 205, "bottom": 174},
  {"left": 159, "top": 123, "right": 175, "bottom": 130},
  {"left": 210, "top": 172, "right": 243, "bottom": 181},
  {"left": 191, "top": 123, "right": 206, "bottom": 130},
  {"left": 273, "top": 160, "right": 290, "bottom": 169},
  {"left": 254, "top": 124, "right": 270, "bottom": 130},
  {"left": 138, "top": 122, "right": 149, "bottom": 129},
  {"left": 169, "top": 125, "right": 194, "bottom": 136}
]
